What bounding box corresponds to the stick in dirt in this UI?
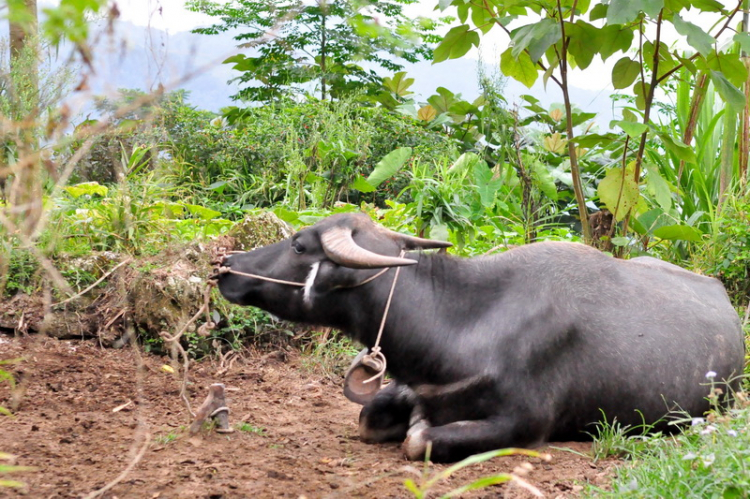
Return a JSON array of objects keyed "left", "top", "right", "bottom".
[{"left": 189, "top": 383, "right": 232, "bottom": 434}]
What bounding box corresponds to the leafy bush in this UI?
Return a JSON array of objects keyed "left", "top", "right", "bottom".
[
  {"left": 703, "top": 193, "right": 750, "bottom": 307},
  {"left": 163, "top": 98, "right": 458, "bottom": 213}
]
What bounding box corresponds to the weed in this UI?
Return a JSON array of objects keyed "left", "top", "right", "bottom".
[
  {"left": 404, "top": 445, "right": 550, "bottom": 499},
  {"left": 235, "top": 422, "right": 267, "bottom": 436},
  {"left": 588, "top": 411, "right": 658, "bottom": 462},
  {"left": 154, "top": 431, "right": 180, "bottom": 445}
]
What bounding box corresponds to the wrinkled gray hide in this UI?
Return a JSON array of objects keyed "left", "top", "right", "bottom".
[{"left": 216, "top": 213, "right": 744, "bottom": 462}]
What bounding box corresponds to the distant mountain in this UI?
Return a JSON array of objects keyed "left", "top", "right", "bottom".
[{"left": 82, "top": 19, "right": 615, "bottom": 127}]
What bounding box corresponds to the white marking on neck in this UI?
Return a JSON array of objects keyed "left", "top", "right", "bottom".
[{"left": 303, "top": 262, "right": 320, "bottom": 305}]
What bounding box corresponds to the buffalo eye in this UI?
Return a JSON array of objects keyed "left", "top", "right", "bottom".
[{"left": 292, "top": 240, "right": 305, "bottom": 254}]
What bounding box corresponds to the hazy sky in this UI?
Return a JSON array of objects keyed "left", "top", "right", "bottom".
[{"left": 108, "top": 0, "right": 726, "bottom": 95}]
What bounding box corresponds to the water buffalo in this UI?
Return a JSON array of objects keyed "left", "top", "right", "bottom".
[{"left": 215, "top": 212, "right": 744, "bottom": 462}]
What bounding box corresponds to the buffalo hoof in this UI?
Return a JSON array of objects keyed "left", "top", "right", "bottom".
[{"left": 402, "top": 427, "right": 429, "bottom": 461}]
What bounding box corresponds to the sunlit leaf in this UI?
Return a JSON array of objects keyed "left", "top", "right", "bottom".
[
  {"left": 63, "top": 182, "right": 109, "bottom": 198},
  {"left": 417, "top": 105, "right": 437, "bottom": 122},
  {"left": 653, "top": 224, "right": 703, "bottom": 242},
  {"left": 367, "top": 147, "right": 412, "bottom": 187},
  {"left": 500, "top": 48, "right": 538, "bottom": 88},
  {"left": 597, "top": 167, "right": 640, "bottom": 221}
]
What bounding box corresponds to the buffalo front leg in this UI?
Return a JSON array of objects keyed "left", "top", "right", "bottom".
[
  {"left": 403, "top": 417, "right": 546, "bottom": 463},
  {"left": 358, "top": 382, "right": 416, "bottom": 443}
]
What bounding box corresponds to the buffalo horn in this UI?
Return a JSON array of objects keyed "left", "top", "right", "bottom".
[
  {"left": 380, "top": 228, "right": 453, "bottom": 250},
  {"left": 321, "top": 227, "right": 417, "bottom": 269}
]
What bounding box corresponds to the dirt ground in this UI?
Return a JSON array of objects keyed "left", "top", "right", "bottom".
[{"left": 0, "top": 334, "right": 617, "bottom": 498}]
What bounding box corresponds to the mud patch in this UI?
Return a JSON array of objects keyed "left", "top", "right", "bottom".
[{"left": 0, "top": 335, "right": 617, "bottom": 498}]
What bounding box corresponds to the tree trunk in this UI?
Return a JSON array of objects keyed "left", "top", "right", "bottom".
[
  {"left": 319, "top": 0, "right": 328, "bottom": 101},
  {"left": 7, "top": 0, "right": 42, "bottom": 237}
]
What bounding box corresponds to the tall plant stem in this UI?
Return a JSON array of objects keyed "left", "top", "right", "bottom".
[
  {"left": 679, "top": 73, "right": 709, "bottom": 182},
  {"left": 320, "top": 0, "right": 328, "bottom": 101},
  {"left": 556, "top": 0, "right": 591, "bottom": 243},
  {"left": 740, "top": 0, "right": 750, "bottom": 185},
  {"left": 622, "top": 11, "right": 663, "bottom": 237}
]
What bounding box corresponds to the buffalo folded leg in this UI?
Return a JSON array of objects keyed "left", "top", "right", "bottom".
[
  {"left": 358, "top": 382, "right": 416, "bottom": 443},
  {"left": 403, "top": 418, "right": 543, "bottom": 463}
]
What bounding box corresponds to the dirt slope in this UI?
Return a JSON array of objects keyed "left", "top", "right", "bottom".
[{"left": 0, "top": 335, "right": 615, "bottom": 498}]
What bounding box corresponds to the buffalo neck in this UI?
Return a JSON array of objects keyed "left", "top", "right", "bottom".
[{"left": 331, "top": 252, "right": 511, "bottom": 385}]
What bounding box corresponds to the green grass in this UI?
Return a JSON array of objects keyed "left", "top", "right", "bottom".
[
  {"left": 235, "top": 422, "right": 267, "bottom": 435},
  {"left": 300, "top": 330, "right": 361, "bottom": 379},
  {"left": 154, "top": 431, "right": 180, "bottom": 445},
  {"left": 586, "top": 392, "right": 750, "bottom": 498}
]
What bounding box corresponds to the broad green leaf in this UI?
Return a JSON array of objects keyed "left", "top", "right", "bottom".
[
  {"left": 448, "top": 152, "right": 480, "bottom": 175},
  {"left": 273, "top": 207, "right": 299, "bottom": 224},
  {"left": 733, "top": 33, "right": 750, "bottom": 54},
  {"left": 607, "top": 0, "right": 641, "bottom": 24},
  {"left": 500, "top": 48, "right": 538, "bottom": 88},
  {"left": 433, "top": 25, "right": 480, "bottom": 63},
  {"left": 657, "top": 131, "right": 697, "bottom": 163},
  {"left": 614, "top": 120, "right": 648, "bottom": 138},
  {"left": 511, "top": 19, "right": 561, "bottom": 62},
  {"left": 689, "top": 0, "right": 725, "bottom": 12},
  {"left": 607, "top": 0, "right": 664, "bottom": 24},
  {"left": 589, "top": 3, "right": 608, "bottom": 20},
  {"left": 185, "top": 204, "right": 221, "bottom": 220},
  {"left": 598, "top": 25, "right": 634, "bottom": 60},
  {"left": 471, "top": 3, "right": 495, "bottom": 34},
  {"left": 570, "top": 111, "right": 597, "bottom": 128},
  {"left": 474, "top": 162, "right": 503, "bottom": 207},
  {"left": 637, "top": 207, "right": 672, "bottom": 233},
  {"left": 63, "top": 182, "right": 108, "bottom": 198},
  {"left": 612, "top": 57, "right": 640, "bottom": 89},
  {"left": 382, "top": 72, "right": 414, "bottom": 96},
  {"left": 709, "top": 71, "right": 745, "bottom": 110},
  {"left": 208, "top": 180, "right": 228, "bottom": 192},
  {"left": 449, "top": 101, "right": 481, "bottom": 116},
  {"left": 597, "top": 167, "right": 640, "bottom": 221},
  {"left": 367, "top": 147, "right": 412, "bottom": 187},
  {"left": 705, "top": 53, "right": 748, "bottom": 87},
  {"left": 672, "top": 14, "right": 715, "bottom": 56},
  {"left": 566, "top": 21, "right": 599, "bottom": 69},
  {"left": 351, "top": 176, "right": 376, "bottom": 193},
  {"left": 653, "top": 224, "right": 703, "bottom": 242},
  {"left": 457, "top": 3, "right": 469, "bottom": 23},
  {"left": 573, "top": 133, "right": 617, "bottom": 148},
  {"left": 530, "top": 161, "right": 558, "bottom": 201},
  {"left": 645, "top": 165, "right": 672, "bottom": 210},
  {"left": 427, "top": 87, "right": 456, "bottom": 114},
  {"left": 611, "top": 236, "right": 630, "bottom": 246}
]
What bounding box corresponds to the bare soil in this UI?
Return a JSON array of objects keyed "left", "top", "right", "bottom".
[{"left": 0, "top": 334, "right": 617, "bottom": 498}]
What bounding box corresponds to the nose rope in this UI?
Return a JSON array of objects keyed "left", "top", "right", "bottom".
[
  {"left": 361, "top": 250, "right": 405, "bottom": 385},
  {"left": 215, "top": 266, "right": 307, "bottom": 287},
  {"left": 211, "top": 250, "right": 408, "bottom": 386}
]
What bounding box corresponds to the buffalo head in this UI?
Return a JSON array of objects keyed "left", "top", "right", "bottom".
[{"left": 216, "top": 213, "right": 451, "bottom": 323}]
